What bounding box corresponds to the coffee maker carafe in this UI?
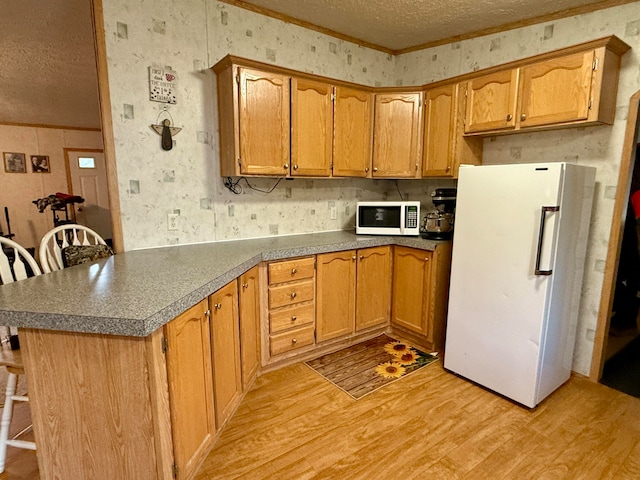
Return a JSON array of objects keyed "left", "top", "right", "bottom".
[{"left": 421, "top": 188, "right": 457, "bottom": 239}]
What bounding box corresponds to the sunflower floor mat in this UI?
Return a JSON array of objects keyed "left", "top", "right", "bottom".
[{"left": 304, "top": 334, "right": 438, "bottom": 399}]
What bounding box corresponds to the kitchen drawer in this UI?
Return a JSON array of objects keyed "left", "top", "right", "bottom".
[
  {"left": 270, "top": 325, "right": 315, "bottom": 356},
  {"left": 268, "top": 279, "right": 314, "bottom": 309},
  {"left": 270, "top": 303, "right": 315, "bottom": 333},
  {"left": 268, "top": 257, "right": 315, "bottom": 285}
]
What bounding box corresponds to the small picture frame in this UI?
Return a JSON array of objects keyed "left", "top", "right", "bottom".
[
  {"left": 31, "top": 155, "right": 51, "bottom": 173},
  {"left": 3, "top": 152, "right": 27, "bottom": 173}
]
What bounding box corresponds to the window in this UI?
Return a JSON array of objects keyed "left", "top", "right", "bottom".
[{"left": 78, "top": 157, "right": 96, "bottom": 169}]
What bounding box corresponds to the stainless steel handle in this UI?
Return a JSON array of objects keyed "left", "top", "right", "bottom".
[{"left": 535, "top": 206, "right": 559, "bottom": 276}]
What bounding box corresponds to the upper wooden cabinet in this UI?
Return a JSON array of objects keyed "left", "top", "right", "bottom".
[
  {"left": 333, "top": 86, "right": 373, "bottom": 177},
  {"left": 372, "top": 92, "right": 423, "bottom": 178},
  {"left": 422, "top": 82, "right": 482, "bottom": 177},
  {"left": 291, "top": 78, "right": 333, "bottom": 176},
  {"left": 464, "top": 36, "right": 629, "bottom": 136}
]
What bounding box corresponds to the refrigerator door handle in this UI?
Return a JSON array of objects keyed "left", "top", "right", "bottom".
[{"left": 535, "top": 206, "right": 560, "bottom": 276}]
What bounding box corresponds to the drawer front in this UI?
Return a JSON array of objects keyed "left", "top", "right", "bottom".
[
  {"left": 268, "top": 280, "right": 314, "bottom": 309},
  {"left": 270, "top": 304, "right": 315, "bottom": 333},
  {"left": 268, "top": 257, "right": 315, "bottom": 285},
  {"left": 270, "top": 325, "right": 315, "bottom": 356}
]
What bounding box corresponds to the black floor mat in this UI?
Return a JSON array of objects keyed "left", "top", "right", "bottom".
[{"left": 601, "top": 335, "right": 640, "bottom": 398}]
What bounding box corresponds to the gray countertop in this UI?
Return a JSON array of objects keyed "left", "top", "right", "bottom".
[{"left": 0, "top": 231, "right": 445, "bottom": 337}]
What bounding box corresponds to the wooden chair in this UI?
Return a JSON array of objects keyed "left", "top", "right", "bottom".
[
  {"left": 38, "top": 224, "right": 107, "bottom": 273},
  {"left": 0, "top": 237, "right": 40, "bottom": 473}
]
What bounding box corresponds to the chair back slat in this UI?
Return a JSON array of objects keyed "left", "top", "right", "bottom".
[
  {"left": 0, "top": 238, "right": 42, "bottom": 285},
  {"left": 39, "top": 225, "right": 107, "bottom": 273},
  {"left": 0, "top": 248, "right": 14, "bottom": 285},
  {"left": 11, "top": 248, "right": 28, "bottom": 281}
]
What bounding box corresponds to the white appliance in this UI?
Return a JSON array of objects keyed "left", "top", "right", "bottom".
[
  {"left": 444, "top": 162, "right": 596, "bottom": 408},
  {"left": 356, "top": 201, "right": 420, "bottom": 236}
]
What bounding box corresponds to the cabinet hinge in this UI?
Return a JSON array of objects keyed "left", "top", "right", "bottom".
[
  {"left": 331, "top": 92, "right": 336, "bottom": 102},
  {"left": 235, "top": 73, "right": 240, "bottom": 84},
  {"left": 162, "top": 337, "right": 169, "bottom": 354},
  {"left": 173, "top": 463, "right": 179, "bottom": 478},
  {"left": 592, "top": 58, "right": 599, "bottom": 71}
]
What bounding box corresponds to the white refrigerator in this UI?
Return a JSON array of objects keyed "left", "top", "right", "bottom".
[{"left": 444, "top": 162, "right": 596, "bottom": 408}]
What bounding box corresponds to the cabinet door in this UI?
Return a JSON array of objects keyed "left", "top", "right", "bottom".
[
  {"left": 333, "top": 86, "right": 373, "bottom": 177},
  {"left": 316, "top": 250, "right": 356, "bottom": 342},
  {"left": 372, "top": 92, "right": 423, "bottom": 178},
  {"left": 356, "top": 246, "right": 391, "bottom": 331},
  {"left": 239, "top": 266, "right": 260, "bottom": 391},
  {"left": 422, "top": 84, "right": 457, "bottom": 177},
  {"left": 291, "top": 78, "right": 333, "bottom": 176},
  {"left": 519, "top": 51, "right": 594, "bottom": 128},
  {"left": 391, "top": 247, "right": 432, "bottom": 338},
  {"left": 210, "top": 280, "right": 242, "bottom": 429},
  {"left": 165, "top": 299, "right": 215, "bottom": 480},
  {"left": 239, "top": 67, "right": 290, "bottom": 176},
  {"left": 465, "top": 69, "right": 519, "bottom": 134}
]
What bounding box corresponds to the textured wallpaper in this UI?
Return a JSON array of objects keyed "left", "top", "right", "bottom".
[{"left": 100, "top": 0, "right": 640, "bottom": 375}]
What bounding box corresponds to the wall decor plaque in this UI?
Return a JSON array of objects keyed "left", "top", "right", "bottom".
[{"left": 149, "top": 66, "right": 177, "bottom": 104}]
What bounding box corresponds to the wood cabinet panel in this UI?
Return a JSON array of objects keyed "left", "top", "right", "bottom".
[
  {"left": 372, "top": 92, "right": 423, "bottom": 178},
  {"left": 356, "top": 246, "right": 391, "bottom": 331},
  {"left": 465, "top": 69, "right": 519, "bottom": 133},
  {"left": 423, "top": 84, "right": 456, "bottom": 177},
  {"left": 333, "top": 86, "right": 372, "bottom": 177},
  {"left": 316, "top": 250, "right": 356, "bottom": 342},
  {"left": 269, "top": 324, "right": 315, "bottom": 356},
  {"left": 268, "top": 257, "right": 315, "bottom": 284},
  {"left": 210, "top": 281, "right": 242, "bottom": 429},
  {"left": 239, "top": 67, "right": 290, "bottom": 175},
  {"left": 269, "top": 303, "right": 315, "bottom": 333},
  {"left": 391, "top": 247, "right": 432, "bottom": 338},
  {"left": 239, "top": 266, "right": 260, "bottom": 390},
  {"left": 165, "top": 299, "right": 216, "bottom": 480},
  {"left": 291, "top": 78, "right": 333, "bottom": 176},
  {"left": 268, "top": 279, "right": 314, "bottom": 309}
]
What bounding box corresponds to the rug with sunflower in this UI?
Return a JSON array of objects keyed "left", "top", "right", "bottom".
[{"left": 305, "top": 334, "right": 438, "bottom": 399}]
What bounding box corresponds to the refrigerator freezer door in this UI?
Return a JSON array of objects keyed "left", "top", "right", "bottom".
[{"left": 444, "top": 163, "right": 564, "bottom": 407}]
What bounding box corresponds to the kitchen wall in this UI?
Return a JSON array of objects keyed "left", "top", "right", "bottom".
[
  {"left": 100, "top": 0, "right": 640, "bottom": 375},
  {"left": 0, "top": 125, "right": 103, "bottom": 250},
  {"left": 396, "top": 3, "right": 640, "bottom": 375}
]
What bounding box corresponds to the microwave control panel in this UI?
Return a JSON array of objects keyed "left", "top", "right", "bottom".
[{"left": 405, "top": 205, "right": 418, "bottom": 228}]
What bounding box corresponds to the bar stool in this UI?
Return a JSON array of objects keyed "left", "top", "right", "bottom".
[{"left": 0, "top": 352, "right": 35, "bottom": 473}]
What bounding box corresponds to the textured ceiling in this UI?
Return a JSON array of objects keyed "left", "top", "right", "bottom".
[
  {"left": 0, "top": 0, "right": 630, "bottom": 128},
  {"left": 0, "top": 0, "right": 100, "bottom": 129}
]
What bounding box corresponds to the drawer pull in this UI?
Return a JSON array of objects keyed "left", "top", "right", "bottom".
[
  {"left": 291, "top": 268, "right": 297, "bottom": 274},
  {"left": 292, "top": 338, "right": 297, "bottom": 344},
  {"left": 291, "top": 292, "right": 297, "bottom": 299},
  {"left": 291, "top": 316, "right": 297, "bottom": 322}
]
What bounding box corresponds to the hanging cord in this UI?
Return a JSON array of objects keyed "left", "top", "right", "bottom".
[
  {"left": 395, "top": 180, "right": 404, "bottom": 201},
  {"left": 223, "top": 177, "right": 283, "bottom": 195}
]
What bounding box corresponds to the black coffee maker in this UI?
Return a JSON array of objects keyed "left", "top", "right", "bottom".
[{"left": 421, "top": 188, "right": 457, "bottom": 239}]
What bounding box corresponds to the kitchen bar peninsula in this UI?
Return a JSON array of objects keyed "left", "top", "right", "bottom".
[{"left": 0, "top": 231, "right": 446, "bottom": 480}]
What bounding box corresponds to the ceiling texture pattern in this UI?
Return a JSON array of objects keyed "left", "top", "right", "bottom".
[{"left": 0, "top": 0, "right": 634, "bottom": 129}]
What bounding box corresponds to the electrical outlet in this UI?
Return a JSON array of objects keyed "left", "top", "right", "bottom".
[
  {"left": 167, "top": 213, "right": 179, "bottom": 231},
  {"left": 330, "top": 206, "right": 338, "bottom": 220}
]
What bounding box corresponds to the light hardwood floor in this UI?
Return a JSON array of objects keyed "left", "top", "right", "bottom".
[{"left": 2, "top": 360, "right": 640, "bottom": 479}]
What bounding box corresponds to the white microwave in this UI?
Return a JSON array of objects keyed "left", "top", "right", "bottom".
[{"left": 356, "top": 201, "right": 420, "bottom": 236}]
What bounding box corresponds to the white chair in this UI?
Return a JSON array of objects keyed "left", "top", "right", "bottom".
[
  {"left": 0, "top": 237, "right": 39, "bottom": 473},
  {"left": 38, "top": 224, "right": 107, "bottom": 273}
]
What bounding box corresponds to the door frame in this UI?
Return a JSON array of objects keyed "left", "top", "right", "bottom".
[
  {"left": 63, "top": 147, "right": 107, "bottom": 228},
  {"left": 590, "top": 89, "right": 640, "bottom": 381}
]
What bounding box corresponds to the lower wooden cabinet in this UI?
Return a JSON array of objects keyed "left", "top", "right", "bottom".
[
  {"left": 316, "top": 246, "right": 391, "bottom": 342},
  {"left": 165, "top": 299, "right": 216, "bottom": 480},
  {"left": 390, "top": 244, "right": 452, "bottom": 352},
  {"left": 210, "top": 280, "right": 243, "bottom": 429},
  {"left": 239, "top": 266, "right": 260, "bottom": 390}
]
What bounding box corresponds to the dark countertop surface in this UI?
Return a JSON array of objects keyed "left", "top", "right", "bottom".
[{"left": 0, "top": 231, "right": 446, "bottom": 337}]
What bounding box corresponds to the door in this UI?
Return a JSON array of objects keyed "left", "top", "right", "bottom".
[
  {"left": 465, "top": 69, "right": 519, "bottom": 133},
  {"left": 391, "top": 247, "right": 431, "bottom": 336},
  {"left": 356, "top": 246, "right": 391, "bottom": 331},
  {"left": 164, "top": 299, "right": 216, "bottom": 480},
  {"left": 316, "top": 250, "right": 356, "bottom": 342},
  {"left": 291, "top": 78, "right": 333, "bottom": 176},
  {"left": 333, "top": 86, "right": 372, "bottom": 177},
  {"left": 66, "top": 149, "right": 112, "bottom": 241},
  {"left": 239, "top": 266, "right": 260, "bottom": 390},
  {"left": 445, "top": 163, "right": 564, "bottom": 407}
]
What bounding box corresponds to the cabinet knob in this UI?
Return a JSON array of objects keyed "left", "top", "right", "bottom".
[
  {"left": 424, "top": 257, "right": 429, "bottom": 262},
  {"left": 284, "top": 164, "right": 289, "bottom": 169},
  {"left": 292, "top": 338, "right": 298, "bottom": 345},
  {"left": 242, "top": 282, "right": 248, "bottom": 289},
  {"left": 446, "top": 166, "right": 451, "bottom": 172},
  {"left": 352, "top": 255, "right": 356, "bottom": 260},
  {"left": 215, "top": 303, "right": 222, "bottom": 309},
  {"left": 521, "top": 113, "right": 527, "bottom": 121},
  {"left": 205, "top": 309, "right": 211, "bottom": 317},
  {"left": 293, "top": 164, "right": 299, "bottom": 170},
  {"left": 359, "top": 255, "right": 364, "bottom": 260},
  {"left": 365, "top": 167, "right": 369, "bottom": 173},
  {"left": 291, "top": 268, "right": 297, "bottom": 274},
  {"left": 506, "top": 113, "right": 513, "bottom": 122},
  {"left": 373, "top": 167, "right": 378, "bottom": 172},
  {"left": 291, "top": 292, "right": 297, "bottom": 299},
  {"left": 291, "top": 315, "right": 297, "bottom": 322}
]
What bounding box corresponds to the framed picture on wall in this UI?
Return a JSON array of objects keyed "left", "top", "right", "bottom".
[
  {"left": 3, "top": 152, "right": 27, "bottom": 173},
  {"left": 31, "top": 155, "right": 50, "bottom": 173}
]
